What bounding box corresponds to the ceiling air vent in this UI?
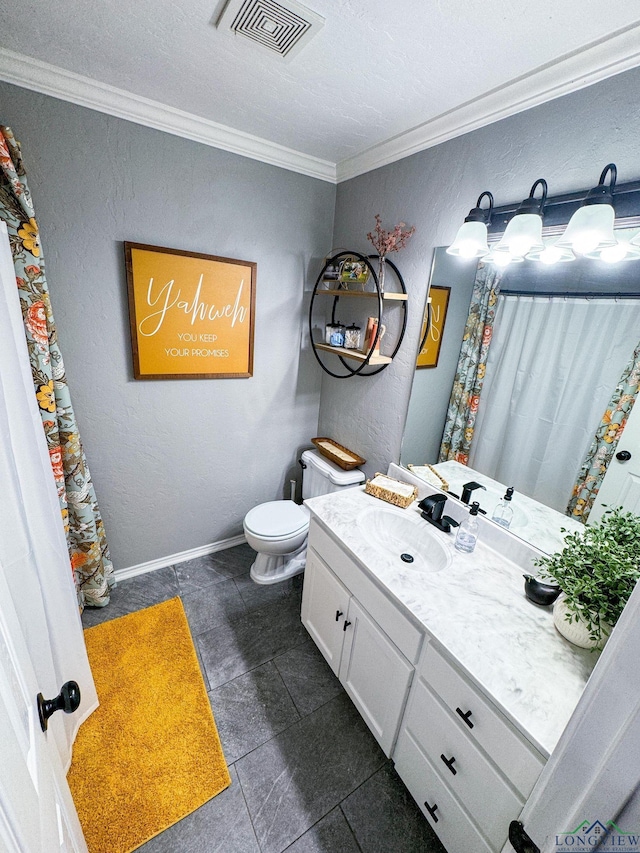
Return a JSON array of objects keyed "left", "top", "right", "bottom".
[{"left": 217, "top": 0, "right": 324, "bottom": 60}]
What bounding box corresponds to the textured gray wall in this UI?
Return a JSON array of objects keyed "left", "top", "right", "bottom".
[
  {"left": 320, "top": 65, "right": 640, "bottom": 477},
  {"left": 1, "top": 82, "right": 335, "bottom": 568}
]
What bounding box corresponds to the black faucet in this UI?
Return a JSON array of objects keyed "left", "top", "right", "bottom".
[
  {"left": 461, "top": 481, "right": 487, "bottom": 505},
  {"left": 418, "top": 494, "right": 460, "bottom": 534}
]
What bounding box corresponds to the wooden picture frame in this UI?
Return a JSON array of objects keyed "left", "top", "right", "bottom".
[
  {"left": 124, "top": 242, "right": 256, "bottom": 380},
  {"left": 417, "top": 285, "right": 450, "bottom": 369}
]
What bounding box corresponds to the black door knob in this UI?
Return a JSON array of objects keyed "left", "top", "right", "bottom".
[
  {"left": 37, "top": 681, "right": 81, "bottom": 732},
  {"left": 616, "top": 450, "right": 632, "bottom": 462}
]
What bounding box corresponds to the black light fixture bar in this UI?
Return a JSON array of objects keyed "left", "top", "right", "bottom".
[{"left": 488, "top": 178, "right": 640, "bottom": 235}]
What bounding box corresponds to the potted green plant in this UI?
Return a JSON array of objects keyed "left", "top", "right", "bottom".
[{"left": 535, "top": 507, "right": 640, "bottom": 650}]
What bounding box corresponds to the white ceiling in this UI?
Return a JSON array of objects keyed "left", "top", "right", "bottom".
[{"left": 1, "top": 0, "right": 640, "bottom": 181}]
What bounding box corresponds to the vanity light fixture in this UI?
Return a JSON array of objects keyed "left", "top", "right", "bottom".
[
  {"left": 446, "top": 191, "right": 494, "bottom": 259},
  {"left": 555, "top": 164, "right": 618, "bottom": 256},
  {"left": 492, "top": 179, "right": 547, "bottom": 262}
]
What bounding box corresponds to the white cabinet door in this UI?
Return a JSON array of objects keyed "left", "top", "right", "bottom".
[
  {"left": 339, "top": 597, "right": 413, "bottom": 756},
  {"left": 301, "top": 549, "right": 350, "bottom": 675}
]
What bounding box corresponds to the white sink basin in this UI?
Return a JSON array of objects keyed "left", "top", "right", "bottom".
[{"left": 356, "top": 506, "right": 452, "bottom": 573}]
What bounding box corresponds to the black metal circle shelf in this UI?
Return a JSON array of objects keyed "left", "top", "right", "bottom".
[{"left": 308, "top": 251, "right": 408, "bottom": 378}]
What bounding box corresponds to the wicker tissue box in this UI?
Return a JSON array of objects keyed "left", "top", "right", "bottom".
[{"left": 364, "top": 473, "right": 418, "bottom": 508}]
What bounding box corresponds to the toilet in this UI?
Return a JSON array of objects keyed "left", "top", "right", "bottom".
[{"left": 243, "top": 449, "right": 365, "bottom": 585}]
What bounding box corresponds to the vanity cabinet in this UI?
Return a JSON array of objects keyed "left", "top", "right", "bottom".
[
  {"left": 301, "top": 521, "right": 419, "bottom": 756},
  {"left": 394, "top": 642, "right": 545, "bottom": 853}
]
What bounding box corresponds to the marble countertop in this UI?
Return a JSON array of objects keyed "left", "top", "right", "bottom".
[{"left": 305, "top": 485, "right": 597, "bottom": 757}]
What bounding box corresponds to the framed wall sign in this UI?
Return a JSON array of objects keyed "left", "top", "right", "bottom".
[
  {"left": 417, "top": 285, "right": 450, "bottom": 369},
  {"left": 124, "top": 243, "right": 256, "bottom": 379}
]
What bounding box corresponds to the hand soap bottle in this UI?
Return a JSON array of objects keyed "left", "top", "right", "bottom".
[
  {"left": 492, "top": 487, "right": 515, "bottom": 529},
  {"left": 455, "top": 501, "right": 480, "bottom": 553}
]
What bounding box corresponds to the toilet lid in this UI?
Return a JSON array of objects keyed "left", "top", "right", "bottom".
[{"left": 244, "top": 501, "right": 309, "bottom": 539}]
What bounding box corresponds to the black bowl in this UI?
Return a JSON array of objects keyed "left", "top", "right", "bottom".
[{"left": 523, "top": 575, "right": 562, "bottom": 606}]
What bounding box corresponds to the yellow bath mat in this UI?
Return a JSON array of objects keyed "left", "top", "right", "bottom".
[{"left": 68, "top": 597, "right": 230, "bottom": 853}]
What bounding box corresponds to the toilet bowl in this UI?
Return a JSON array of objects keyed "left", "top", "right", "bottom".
[
  {"left": 243, "top": 449, "right": 365, "bottom": 584},
  {"left": 244, "top": 500, "right": 311, "bottom": 585}
]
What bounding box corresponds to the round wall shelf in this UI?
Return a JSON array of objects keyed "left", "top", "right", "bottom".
[{"left": 308, "top": 251, "right": 408, "bottom": 378}]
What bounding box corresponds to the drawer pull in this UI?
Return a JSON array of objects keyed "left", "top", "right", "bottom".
[
  {"left": 335, "top": 610, "right": 343, "bottom": 621},
  {"left": 440, "top": 754, "right": 457, "bottom": 775},
  {"left": 456, "top": 707, "right": 474, "bottom": 729},
  {"left": 343, "top": 620, "right": 352, "bottom": 631},
  {"left": 424, "top": 801, "right": 439, "bottom": 823}
]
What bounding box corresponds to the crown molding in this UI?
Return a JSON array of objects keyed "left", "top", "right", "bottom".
[
  {"left": 3, "top": 19, "right": 640, "bottom": 188},
  {"left": 0, "top": 48, "right": 337, "bottom": 183},
  {"left": 336, "top": 21, "right": 640, "bottom": 183}
]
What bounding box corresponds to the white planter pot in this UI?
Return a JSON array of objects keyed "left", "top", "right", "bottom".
[{"left": 553, "top": 596, "right": 611, "bottom": 650}]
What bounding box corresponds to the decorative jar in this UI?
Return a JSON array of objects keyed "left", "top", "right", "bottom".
[
  {"left": 344, "top": 324, "right": 362, "bottom": 349},
  {"left": 329, "top": 322, "right": 345, "bottom": 347}
]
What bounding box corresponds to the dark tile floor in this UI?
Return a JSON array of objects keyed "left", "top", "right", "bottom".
[{"left": 82, "top": 544, "right": 446, "bottom": 853}]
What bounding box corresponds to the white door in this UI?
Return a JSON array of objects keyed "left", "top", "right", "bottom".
[
  {"left": 588, "top": 399, "right": 640, "bottom": 524},
  {"left": 0, "top": 561, "right": 87, "bottom": 853},
  {"left": 503, "top": 577, "right": 640, "bottom": 853},
  {"left": 339, "top": 597, "right": 413, "bottom": 757},
  {"left": 0, "top": 221, "right": 96, "bottom": 851},
  {"left": 301, "top": 548, "right": 350, "bottom": 674}
]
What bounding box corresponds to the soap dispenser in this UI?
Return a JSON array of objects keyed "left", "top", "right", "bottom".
[
  {"left": 455, "top": 501, "right": 480, "bottom": 554},
  {"left": 492, "top": 487, "right": 515, "bottom": 529}
]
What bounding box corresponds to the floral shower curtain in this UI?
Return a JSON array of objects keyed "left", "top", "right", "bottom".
[
  {"left": 438, "top": 262, "right": 502, "bottom": 464},
  {"left": 567, "top": 340, "right": 640, "bottom": 523},
  {"left": 0, "top": 126, "right": 113, "bottom": 609}
]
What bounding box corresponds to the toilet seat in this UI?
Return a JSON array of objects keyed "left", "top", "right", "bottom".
[{"left": 244, "top": 500, "right": 309, "bottom": 541}]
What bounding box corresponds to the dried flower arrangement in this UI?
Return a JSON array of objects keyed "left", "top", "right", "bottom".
[
  {"left": 367, "top": 214, "right": 415, "bottom": 259},
  {"left": 366, "top": 214, "right": 415, "bottom": 290}
]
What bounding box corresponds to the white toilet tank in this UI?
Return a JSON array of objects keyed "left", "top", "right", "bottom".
[{"left": 301, "top": 449, "right": 365, "bottom": 499}]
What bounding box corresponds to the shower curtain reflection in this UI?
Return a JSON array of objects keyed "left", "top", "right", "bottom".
[{"left": 469, "top": 294, "right": 640, "bottom": 513}]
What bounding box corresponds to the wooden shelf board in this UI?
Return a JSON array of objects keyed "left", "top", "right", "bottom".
[
  {"left": 315, "top": 343, "right": 392, "bottom": 365},
  {"left": 317, "top": 288, "right": 407, "bottom": 301}
]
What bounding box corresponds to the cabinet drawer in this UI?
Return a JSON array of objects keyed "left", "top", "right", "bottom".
[
  {"left": 308, "top": 519, "right": 423, "bottom": 662},
  {"left": 421, "top": 643, "right": 544, "bottom": 797},
  {"left": 394, "top": 727, "right": 495, "bottom": 853},
  {"left": 401, "top": 678, "right": 522, "bottom": 850}
]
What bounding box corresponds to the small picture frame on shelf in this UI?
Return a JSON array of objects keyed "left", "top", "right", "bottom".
[{"left": 339, "top": 256, "right": 370, "bottom": 290}]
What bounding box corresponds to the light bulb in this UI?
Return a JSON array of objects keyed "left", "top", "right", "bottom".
[
  {"left": 572, "top": 233, "right": 600, "bottom": 255},
  {"left": 492, "top": 252, "right": 512, "bottom": 267},
  {"left": 599, "top": 244, "right": 627, "bottom": 263},
  {"left": 509, "top": 236, "right": 534, "bottom": 258},
  {"left": 540, "top": 246, "right": 563, "bottom": 265},
  {"left": 459, "top": 241, "right": 480, "bottom": 259}
]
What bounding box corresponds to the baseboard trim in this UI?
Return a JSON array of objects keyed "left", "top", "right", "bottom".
[{"left": 115, "top": 534, "right": 247, "bottom": 581}]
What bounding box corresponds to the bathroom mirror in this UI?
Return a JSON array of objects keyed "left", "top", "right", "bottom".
[{"left": 400, "top": 229, "right": 640, "bottom": 554}]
